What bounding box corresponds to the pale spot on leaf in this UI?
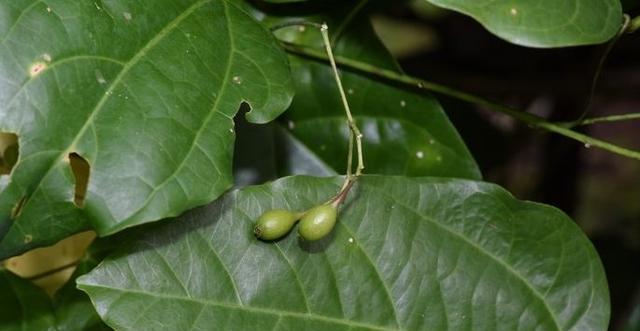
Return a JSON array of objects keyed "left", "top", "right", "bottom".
[
  {"left": 29, "top": 62, "right": 46, "bottom": 77},
  {"left": 95, "top": 70, "right": 107, "bottom": 84}
]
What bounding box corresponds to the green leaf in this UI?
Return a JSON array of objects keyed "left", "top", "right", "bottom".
[
  {"left": 0, "top": 269, "right": 56, "bottom": 331},
  {"left": 0, "top": 261, "right": 110, "bottom": 331},
  {"left": 78, "top": 175, "right": 609, "bottom": 330},
  {"left": 0, "top": 0, "right": 293, "bottom": 258},
  {"left": 269, "top": 9, "right": 481, "bottom": 179},
  {"left": 424, "top": 0, "right": 623, "bottom": 47},
  {"left": 53, "top": 260, "right": 112, "bottom": 331}
]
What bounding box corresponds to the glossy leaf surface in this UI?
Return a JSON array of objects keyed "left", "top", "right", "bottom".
[
  {"left": 0, "top": 0, "right": 293, "bottom": 258},
  {"left": 79, "top": 175, "right": 609, "bottom": 330},
  {"left": 425, "top": 0, "right": 623, "bottom": 47}
]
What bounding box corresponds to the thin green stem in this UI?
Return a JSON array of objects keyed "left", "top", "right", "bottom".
[
  {"left": 319, "top": 24, "right": 365, "bottom": 176},
  {"left": 281, "top": 41, "right": 640, "bottom": 161},
  {"left": 566, "top": 113, "right": 640, "bottom": 127},
  {"left": 346, "top": 133, "right": 354, "bottom": 178},
  {"left": 574, "top": 14, "right": 630, "bottom": 124}
]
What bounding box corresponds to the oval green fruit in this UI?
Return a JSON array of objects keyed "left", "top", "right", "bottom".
[
  {"left": 298, "top": 205, "right": 338, "bottom": 241},
  {"left": 254, "top": 209, "right": 299, "bottom": 241}
]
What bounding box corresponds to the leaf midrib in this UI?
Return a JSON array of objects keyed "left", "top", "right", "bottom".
[{"left": 79, "top": 283, "right": 401, "bottom": 331}]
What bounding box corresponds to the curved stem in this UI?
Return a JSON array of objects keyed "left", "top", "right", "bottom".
[
  {"left": 270, "top": 20, "right": 324, "bottom": 32},
  {"left": 281, "top": 42, "right": 640, "bottom": 161},
  {"left": 574, "top": 14, "right": 630, "bottom": 124}
]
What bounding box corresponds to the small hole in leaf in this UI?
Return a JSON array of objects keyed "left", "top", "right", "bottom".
[
  {"left": 68, "top": 153, "right": 90, "bottom": 208},
  {"left": 0, "top": 132, "right": 19, "bottom": 175}
]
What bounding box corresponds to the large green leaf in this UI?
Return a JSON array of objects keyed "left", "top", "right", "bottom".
[
  {"left": 78, "top": 175, "right": 609, "bottom": 330},
  {"left": 425, "top": 0, "right": 623, "bottom": 47},
  {"left": 0, "top": 0, "right": 293, "bottom": 258},
  {"left": 267, "top": 8, "right": 481, "bottom": 179}
]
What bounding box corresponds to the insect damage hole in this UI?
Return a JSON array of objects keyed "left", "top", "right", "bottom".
[
  {"left": 68, "top": 153, "right": 90, "bottom": 208},
  {"left": 0, "top": 132, "right": 19, "bottom": 175}
]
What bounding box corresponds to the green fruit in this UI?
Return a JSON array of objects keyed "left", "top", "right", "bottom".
[
  {"left": 254, "top": 209, "right": 299, "bottom": 241},
  {"left": 298, "top": 205, "right": 338, "bottom": 241}
]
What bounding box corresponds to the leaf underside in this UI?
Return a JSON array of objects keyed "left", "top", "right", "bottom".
[
  {"left": 79, "top": 175, "right": 609, "bottom": 331},
  {"left": 425, "top": 0, "right": 623, "bottom": 47},
  {"left": 0, "top": 0, "right": 293, "bottom": 258}
]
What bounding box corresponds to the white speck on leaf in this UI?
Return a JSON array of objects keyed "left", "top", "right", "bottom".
[
  {"left": 46, "top": 6, "right": 52, "bottom": 13},
  {"left": 42, "top": 53, "right": 52, "bottom": 62},
  {"left": 348, "top": 237, "right": 354, "bottom": 243},
  {"left": 429, "top": 139, "right": 435, "bottom": 144},
  {"left": 94, "top": 2, "right": 101, "bottom": 10},
  {"left": 288, "top": 121, "right": 295, "bottom": 130},
  {"left": 348, "top": 88, "right": 354, "bottom": 95},
  {"left": 416, "top": 151, "right": 424, "bottom": 159},
  {"left": 400, "top": 100, "right": 406, "bottom": 107},
  {"left": 232, "top": 76, "right": 242, "bottom": 84},
  {"left": 95, "top": 70, "right": 107, "bottom": 84},
  {"left": 123, "top": 12, "right": 132, "bottom": 21},
  {"left": 510, "top": 8, "right": 518, "bottom": 15},
  {"left": 584, "top": 143, "right": 591, "bottom": 148}
]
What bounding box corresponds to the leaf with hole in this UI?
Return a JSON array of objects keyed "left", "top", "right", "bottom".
[
  {"left": 78, "top": 175, "right": 609, "bottom": 331},
  {"left": 0, "top": 0, "right": 293, "bottom": 259}
]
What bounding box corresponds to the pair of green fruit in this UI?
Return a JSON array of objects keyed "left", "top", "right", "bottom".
[{"left": 254, "top": 204, "right": 338, "bottom": 241}]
